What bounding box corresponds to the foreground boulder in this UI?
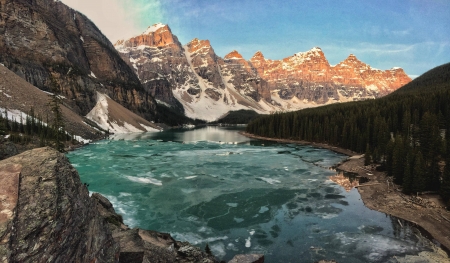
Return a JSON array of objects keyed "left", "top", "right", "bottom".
[
  {"left": 0, "top": 147, "right": 118, "bottom": 262},
  {"left": 228, "top": 254, "right": 264, "bottom": 263},
  {"left": 0, "top": 147, "right": 218, "bottom": 262}
]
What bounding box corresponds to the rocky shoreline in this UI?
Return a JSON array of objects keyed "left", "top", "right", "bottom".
[
  {"left": 0, "top": 147, "right": 264, "bottom": 263},
  {"left": 241, "top": 132, "right": 450, "bottom": 261}
]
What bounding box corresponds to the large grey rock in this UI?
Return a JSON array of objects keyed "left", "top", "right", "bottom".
[
  {"left": 0, "top": 147, "right": 118, "bottom": 262},
  {"left": 228, "top": 254, "right": 264, "bottom": 263}
]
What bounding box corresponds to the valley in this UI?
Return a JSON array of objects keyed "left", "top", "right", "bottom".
[{"left": 0, "top": 0, "right": 448, "bottom": 262}]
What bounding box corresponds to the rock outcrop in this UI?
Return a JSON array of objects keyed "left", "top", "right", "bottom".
[
  {"left": 0, "top": 0, "right": 157, "bottom": 121},
  {"left": 0, "top": 147, "right": 220, "bottom": 262},
  {"left": 228, "top": 254, "right": 265, "bottom": 263},
  {"left": 116, "top": 24, "right": 412, "bottom": 121},
  {"left": 115, "top": 24, "right": 187, "bottom": 113},
  {"left": 0, "top": 147, "right": 118, "bottom": 262}
]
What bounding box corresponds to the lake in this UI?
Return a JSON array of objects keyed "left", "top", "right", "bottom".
[{"left": 67, "top": 126, "right": 436, "bottom": 262}]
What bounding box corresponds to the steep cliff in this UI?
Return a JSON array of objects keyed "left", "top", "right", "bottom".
[{"left": 0, "top": 0, "right": 157, "bottom": 121}]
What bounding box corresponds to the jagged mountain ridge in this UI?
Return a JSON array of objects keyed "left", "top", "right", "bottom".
[
  {"left": 0, "top": 0, "right": 157, "bottom": 123},
  {"left": 115, "top": 23, "right": 411, "bottom": 121}
]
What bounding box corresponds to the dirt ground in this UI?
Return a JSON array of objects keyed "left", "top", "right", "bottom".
[{"left": 241, "top": 132, "right": 450, "bottom": 260}]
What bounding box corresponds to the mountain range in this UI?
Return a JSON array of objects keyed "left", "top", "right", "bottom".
[
  {"left": 115, "top": 23, "right": 411, "bottom": 121},
  {"left": 0, "top": 0, "right": 411, "bottom": 135}
]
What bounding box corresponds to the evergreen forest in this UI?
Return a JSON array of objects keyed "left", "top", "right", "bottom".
[
  {"left": 246, "top": 63, "right": 450, "bottom": 205},
  {"left": 0, "top": 95, "right": 76, "bottom": 152}
]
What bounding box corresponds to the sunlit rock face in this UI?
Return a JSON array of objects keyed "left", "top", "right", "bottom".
[
  {"left": 0, "top": 0, "right": 157, "bottom": 120},
  {"left": 116, "top": 24, "right": 412, "bottom": 121}
]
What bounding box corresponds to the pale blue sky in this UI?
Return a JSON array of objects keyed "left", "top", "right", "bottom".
[{"left": 62, "top": 0, "right": 450, "bottom": 77}]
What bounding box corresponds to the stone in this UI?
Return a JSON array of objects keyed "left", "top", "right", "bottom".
[
  {"left": 228, "top": 254, "right": 265, "bottom": 263},
  {"left": 0, "top": 147, "right": 118, "bottom": 262}
]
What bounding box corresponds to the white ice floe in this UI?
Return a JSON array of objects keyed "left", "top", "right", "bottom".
[
  {"left": 257, "top": 177, "right": 281, "bottom": 185},
  {"left": 125, "top": 175, "right": 162, "bottom": 186},
  {"left": 245, "top": 237, "right": 251, "bottom": 248}
]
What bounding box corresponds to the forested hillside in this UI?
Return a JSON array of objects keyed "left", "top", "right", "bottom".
[{"left": 246, "top": 63, "right": 450, "bottom": 204}]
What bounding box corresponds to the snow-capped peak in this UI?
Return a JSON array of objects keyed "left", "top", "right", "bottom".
[
  {"left": 143, "top": 23, "right": 166, "bottom": 34},
  {"left": 251, "top": 51, "right": 265, "bottom": 59},
  {"left": 224, "top": 50, "right": 244, "bottom": 60}
]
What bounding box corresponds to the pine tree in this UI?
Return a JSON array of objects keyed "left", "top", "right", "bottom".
[
  {"left": 49, "top": 94, "right": 65, "bottom": 152},
  {"left": 441, "top": 157, "right": 450, "bottom": 206},
  {"left": 412, "top": 151, "right": 427, "bottom": 194},
  {"left": 402, "top": 152, "right": 414, "bottom": 194},
  {"left": 392, "top": 136, "right": 406, "bottom": 185}
]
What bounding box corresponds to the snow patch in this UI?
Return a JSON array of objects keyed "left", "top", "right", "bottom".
[
  {"left": 0, "top": 107, "right": 29, "bottom": 123},
  {"left": 90, "top": 71, "right": 97, "bottom": 78},
  {"left": 143, "top": 23, "right": 166, "bottom": 34},
  {"left": 73, "top": 135, "right": 91, "bottom": 144},
  {"left": 86, "top": 92, "right": 158, "bottom": 134}
]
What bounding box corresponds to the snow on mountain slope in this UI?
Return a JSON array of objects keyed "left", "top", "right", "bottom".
[
  {"left": 86, "top": 92, "right": 161, "bottom": 133},
  {"left": 115, "top": 23, "right": 412, "bottom": 121},
  {"left": 0, "top": 64, "right": 99, "bottom": 141}
]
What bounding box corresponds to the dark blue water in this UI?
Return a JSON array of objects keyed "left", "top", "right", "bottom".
[{"left": 67, "top": 127, "right": 436, "bottom": 262}]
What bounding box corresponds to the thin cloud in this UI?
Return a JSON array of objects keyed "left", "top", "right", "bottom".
[{"left": 60, "top": 0, "right": 164, "bottom": 42}]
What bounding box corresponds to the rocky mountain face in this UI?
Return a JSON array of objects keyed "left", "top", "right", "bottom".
[
  {"left": 115, "top": 25, "right": 277, "bottom": 121},
  {"left": 0, "top": 147, "right": 221, "bottom": 262},
  {"left": 0, "top": 0, "right": 157, "bottom": 121},
  {"left": 0, "top": 64, "right": 101, "bottom": 141},
  {"left": 116, "top": 24, "right": 411, "bottom": 121}
]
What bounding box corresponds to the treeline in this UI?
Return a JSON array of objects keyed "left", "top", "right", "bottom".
[
  {"left": 214, "top": 110, "right": 261, "bottom": 124},
  {"left": 246, "top": 63, "right": 450, "bottom": 205},
  {"left": 0, "top": 95, "right": 75, "bottom": 152},
  {"left": 154, "top": 104, "right": 206, "bottom": 127}
]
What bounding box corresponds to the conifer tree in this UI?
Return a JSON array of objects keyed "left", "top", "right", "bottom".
[
  {"left": 441, "top": 158, "right": 450, "bottom": 206},
  {"left": 412, "top": 151, "right": 427, "bottom": 194},
  {"left": 402, "top": 152, "right": 414, "bottom": 194},
  {"left": 49, "top": 94, "right": 65, "bottom": 152}
]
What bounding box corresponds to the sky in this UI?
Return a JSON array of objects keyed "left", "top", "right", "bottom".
[{"left": 60, "top": 0, "right": 450, "bottom": 78}]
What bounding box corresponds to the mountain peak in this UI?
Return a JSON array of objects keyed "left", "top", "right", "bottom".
[
  {"left": 114, "top": 23, "right": 176, "bottom": 50},
  {"left": 345, "top": 53, "right": 360, "bottom": 61},
  {"left": 186, "top": 38, "right": 212, "bottom": 54},
  {"left": 251, "top": 51, "right": 265, "bottom": 60},
  {"left": 143, "top": 23, "right": 167, "bottom": 35},
  {"left": 224, "top": 50, "right": 244, "bottom": 60}
]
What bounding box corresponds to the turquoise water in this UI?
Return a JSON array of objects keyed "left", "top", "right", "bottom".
[{"left": 67, "top": 127, "right": 435, "bottom": 262}]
